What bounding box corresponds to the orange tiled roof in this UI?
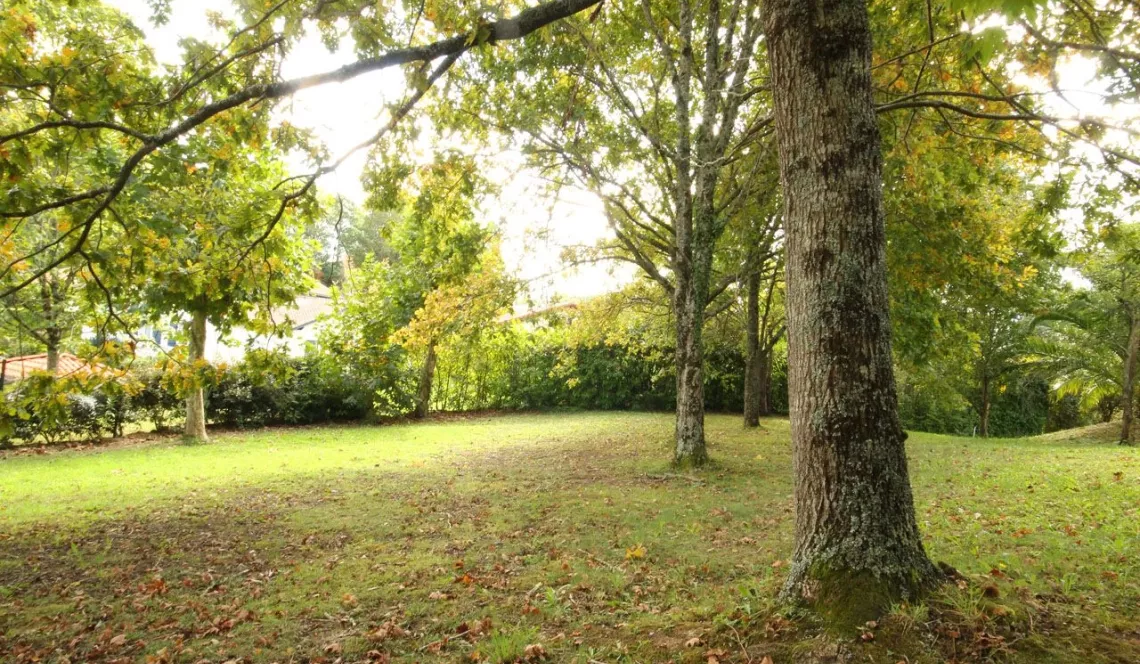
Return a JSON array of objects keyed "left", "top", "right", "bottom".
[{"left": 0, "top": 353, "right": 108, "bottom": 384}]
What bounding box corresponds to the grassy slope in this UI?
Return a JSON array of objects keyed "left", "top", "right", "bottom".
[{"left": 1, "top": 412, "right": 1138, "bottom": 663}]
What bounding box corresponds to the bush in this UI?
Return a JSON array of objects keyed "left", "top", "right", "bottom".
[
  {"left": 0, "top": 347, "right": 410, "bottom": 445},
  {"left": 0, "top": 372, "right": 141, "bottom": 446},
  {"left": 432, "top": 328, "right": 756, "bottom": 414},
  {"left": 131, "top": 369, "right": 183, "bottom": 433},
  {"left": 206, "top": 354, "right": 376, "bottom": 429}
]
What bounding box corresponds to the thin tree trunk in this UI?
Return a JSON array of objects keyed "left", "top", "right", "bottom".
[
  {"left": 44, "top": 332, "right": 60, "bottom": 374},
  {"left": 1120, "top": 316, "right": 1140, "bottom": 443},
  {"left": 1097, "top": 396, "right": 1117, "bottom": 424},
  {"left": 758, "top": 348, "right": 772, "bottom": 416},
  {"left": 673, "top": 274, "right": 708, "bottom": 467},
  {"left": 41, "top": 278, "right": 60, "bottom": 374},
  {"left": 764, "top": 0, "right": 938, "bottom": 624},
  {"left": 979, "top": 374, "right": 991, "bottom": 438},
  {"left": 743, "top": 270, "right": 763, "bottom": 427},
  {"left": 414, "top": 341, "right": 438, "bottom": 419},
  {"left": 184, "top": 310, "right": 208, "bottom": 442}
]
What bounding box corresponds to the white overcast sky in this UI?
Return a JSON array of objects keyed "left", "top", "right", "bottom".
[
  {"left": 108, "top": 0, "right": 633, "bottom": 305},
  {"left": 108, "top": 1, "right": 1135, "bottom": 299}
]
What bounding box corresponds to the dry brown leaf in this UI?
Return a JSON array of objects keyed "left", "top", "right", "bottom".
[{"left": 523, "top": 643, "right": 547, "bottom": 660}]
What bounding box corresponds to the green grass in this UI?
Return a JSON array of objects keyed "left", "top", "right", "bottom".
[{"left": 1, "top": 412, "right": 1138, "bottom": 663}]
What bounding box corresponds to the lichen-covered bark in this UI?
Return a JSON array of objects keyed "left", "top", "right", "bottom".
[
  {"left": 668, "top": 0, "right": 729, "bottom": 468},
  {"left": 1120, "top": 316, "right": 1140, "bottom": 443},
  {"left": 184, "top": 310, "right": 208, "bottom": 442},
  {"left": 764, "top": 0, "right": 938, "bottom": 621},
  {"left": 674, "top": 271, "right": 708, "bottom": 466}
]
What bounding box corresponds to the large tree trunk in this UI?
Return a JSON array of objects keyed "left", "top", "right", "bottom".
[
  {"left": 743, "top": 270, "right": 763, "bottom": 427},
  {"left": 1120, "top": 316, "right": 1140, "bottom": 443},
  {"left": 184, "top": 310, "right": 208, "bottom": 442},
  {"left": 673, "top": 274, "right": 708, "bottom": 467},
  {"left": 414, "top": 341, "right": 438, "bottom": 419},
  {"left": 764, "top": 0, "right": 938, "bottom": 623}
]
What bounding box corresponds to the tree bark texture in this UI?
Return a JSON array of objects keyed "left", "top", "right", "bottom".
[
  {"left": 764, "top": 0, "right": 938, "bottom": 622},
  {"left": 415, "top": 341, "right": 438, "bottom": 419},
  {"left": 184, "top": 310, "right": 209, "bottom": 442},
  {"left": 44, "top": 335, "right": 60, "bottom": 374},
  {"left": 1120, "top": 315, "right": 1140, "bottom": 443},
  {"left": 674, "top": 272, "right": 709, "bottom": 466}
]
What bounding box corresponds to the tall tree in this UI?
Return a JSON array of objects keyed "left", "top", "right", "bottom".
[
  {"left": 451, "top": 0, "right": 771, "bottom": 465},
  {"left": 742, "top": 263, "right": 784, "bottom": 426},
  {"left": 330, "top": 152, "right": 490, "bottom": 419},
  {"left": 0, "top": 262, "right": 82, "bottom": 372},
  {"left": 713, "top": 159, "right": 782, "bottom": 427},
  {"left": 764, "top": 0, "right": 938, "bottom": 621},
  {"left": 394, "top": 244, "right": 517, "bottom": 415},
  {"left": 132, "top": 139, "right": 316, "bottom": 441},
  {"left": 372, "top": 153, "right": 490, "bottom": 419},
  {"left": 1038, "top": 221, "right": 1140, "bottom": 443},
  {"left": 1086, "top": 225, "right": 1140, "bottom": 443}
]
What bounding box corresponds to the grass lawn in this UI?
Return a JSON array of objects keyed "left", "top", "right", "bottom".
[{"left": 1, "top": 412, "right": 1139, "bottom": 663}]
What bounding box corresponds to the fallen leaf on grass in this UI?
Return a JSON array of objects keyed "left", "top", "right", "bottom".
[
  {"left": 368, "top": 620, "right": 408, "bottom": 642},
  {"left": 456, "top": 617, "right": 492, "bottom": 641},
  {"left": 523, "top": 643, "right": 546, "bottom": 660},
  {"left": 625, "top": 544, "right": 646, "bottom": 560}
]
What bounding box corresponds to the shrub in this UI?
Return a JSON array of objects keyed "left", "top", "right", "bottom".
[
  {"left": 131, "top": 369, "right": 183, "bottom": 433},
  {"left": 0, "top": 371, "right": 141, "bottom": 446},
  {"left": 432, "top": 329, "right": 756, "bottom": 414},
  {"left": 206, "top": 353, "right": 377, "bottom": 429}
]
